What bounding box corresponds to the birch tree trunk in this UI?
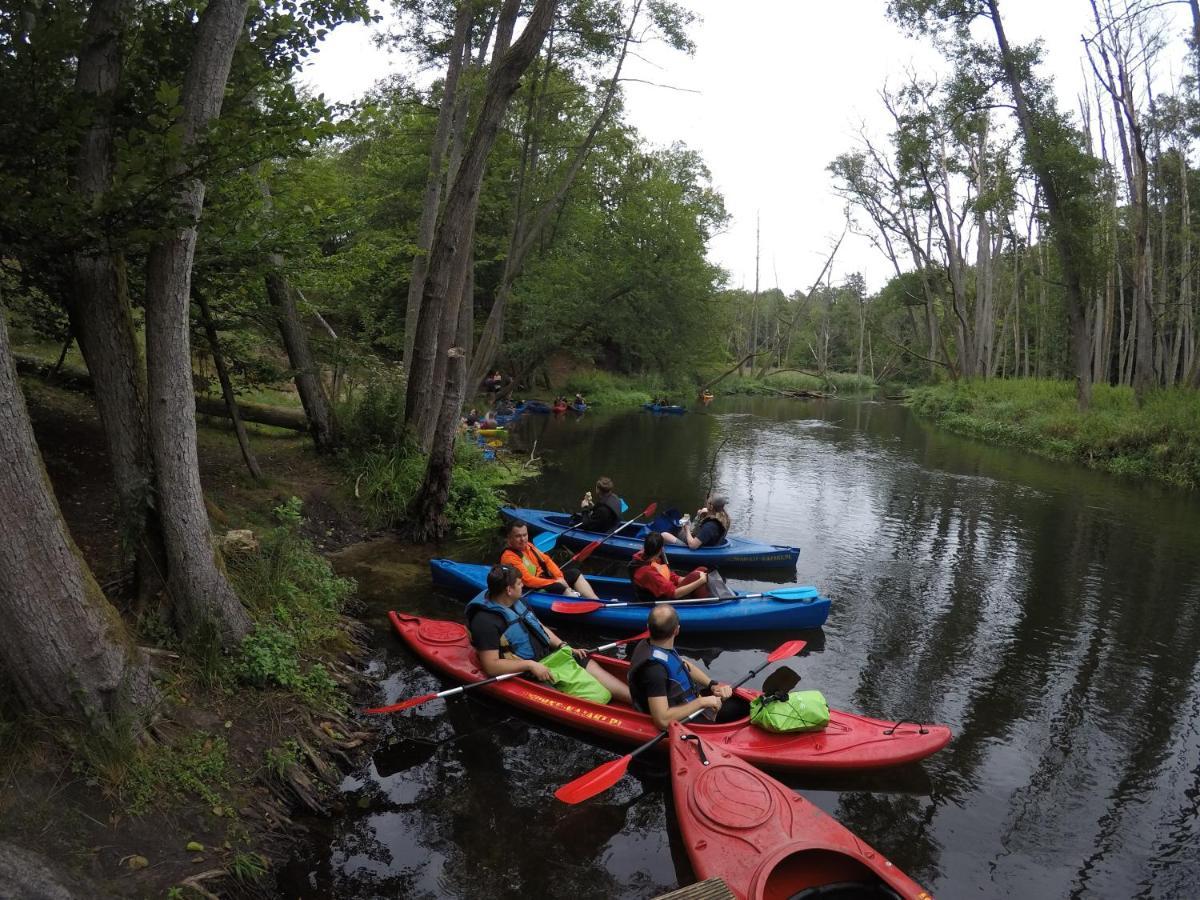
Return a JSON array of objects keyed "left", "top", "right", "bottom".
[
  {"left": 143, "top": 0, "right": 252, "bottom": 646},
  {"left": 0, "top": 307, "right": 157, "bottom": 725}
]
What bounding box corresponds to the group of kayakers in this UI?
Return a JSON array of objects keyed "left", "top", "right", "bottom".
[{"left": 466, "top": 478, "right": 745, "bottom": 726}]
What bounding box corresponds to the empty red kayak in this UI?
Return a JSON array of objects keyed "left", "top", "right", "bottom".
[
  {"left": 388, "top": 613, "right": 951, "bottom": 772},
  {"left": 668, "top": 723, "right": 933, "bottom": 899}
]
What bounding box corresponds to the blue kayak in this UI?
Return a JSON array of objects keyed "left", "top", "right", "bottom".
[
  {"left": 515, "top": 400, "right": 552, "bottom": 414},
  {"left": 642, "top": 403, "right": 686, "bottom": 414},
  {"left": 498, "top": 506, "right": 800, "bottom": 570},
  {"left": 570, "top": 402, "right": 588, "bottom": 413},
  {"left": 430, "top": 559, "right": 829, "bottom": 632}
]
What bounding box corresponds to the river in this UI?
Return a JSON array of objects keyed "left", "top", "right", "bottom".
[{"left": 281, "top": 397, "right": 1200, "bottom": 899}]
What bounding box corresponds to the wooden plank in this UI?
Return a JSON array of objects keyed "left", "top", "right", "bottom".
[{"left": 653, "top": 878, "right": 737, "bottom": 900}]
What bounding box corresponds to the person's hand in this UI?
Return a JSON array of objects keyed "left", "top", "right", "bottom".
[
  {"left": 697, "top": 507, "right": 707, "bottom": 515},
  {"left": 570, "top": 646, "right": 590, "bottom": 662},
  {"left": 711, "top": 682, "right": 732, "bottom": 699},
  {"left": 699, "top": 695, "right": 723, "bottom": 712},
  {"left": 566, "top": 589, "right": 581, "bottom": 598},
  {"left": 698, "top": 571, "right": 709, "bottom": 583},
  {"left": 526, "top": 661, "right": 554, "bottom": 682}
]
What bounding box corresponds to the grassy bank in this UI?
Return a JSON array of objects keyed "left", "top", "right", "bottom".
[
  {"left": 546, "top": 368, "right": 878, "bottom": 406},
  {"left": 907, "top": 379, "right": 1200, "bottom": 489}
]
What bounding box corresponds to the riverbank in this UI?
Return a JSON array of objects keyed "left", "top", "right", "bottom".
[{"left": 907, "top": 378, "right": 1200, "bottom": 489}]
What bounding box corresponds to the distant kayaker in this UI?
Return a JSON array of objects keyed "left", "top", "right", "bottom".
[
  {"left": 467, "top": 564, "right": 631, "bottom": 704},
  {"left": 481, "top": 409, "right": 498, "bottom": 428},
  {"left": 500, "top": 520, "right": 600, "bottom": 599},
  {"left": 577, "top": 476, "right": 622, "bottom": 532},
  {"left": 629, "top": 532, "right": 710, "bottom": 600},
  {"left": 628, "top": 605, "right": 748, "bottom": 726},
  {"left": 574, "top": 392, "right": 586, "bottom": 406},
  {"left": 465, "top": 408, "right": 480, "bottom": 427},
  {"left": 661, "top": 495, "right": 730, "bottom": 549}
]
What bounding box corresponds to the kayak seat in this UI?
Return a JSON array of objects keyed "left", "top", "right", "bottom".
[{"left": 766, "top": 850, "right": 904, "bottom": 900}]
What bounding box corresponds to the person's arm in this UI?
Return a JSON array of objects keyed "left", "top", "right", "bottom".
[
  {"left": 682, "top": 658, "right": 732, "bottom": 698},
  {"left": 501, "top": 550, "right": 558, "bottom": 590},
  {"left": 645, "top": 694, "right": 722, "bottom": 730},
  {"left": 477, "top": 648, "right": 553, "bottom": 682}
]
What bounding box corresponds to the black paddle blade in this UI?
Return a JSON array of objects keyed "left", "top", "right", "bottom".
[{"left": 761, "top": 665, "right": 801, "bottom": 697}]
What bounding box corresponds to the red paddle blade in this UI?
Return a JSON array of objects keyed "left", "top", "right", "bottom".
[
  {"left": 554, "top": 754, "right": 633, "bottom": 805},
  {"left": 766, "top": 639, "right": 807, "bottom": 663},
  {"left": 362, "top": 692, "right": 437, "bottom": 715},
  {"left": 550, "top": 599, "right": 604, "bottom": 614},
  {"left": 569, "top": 539, "right": 602, "bottom": 564},
  {"left": 641, "top": 501, "right": 658, "bottom": 517}
]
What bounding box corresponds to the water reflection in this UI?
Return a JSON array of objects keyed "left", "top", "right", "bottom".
[{"left": 284, "top": 397, "right": 1200, "bottom": 898}]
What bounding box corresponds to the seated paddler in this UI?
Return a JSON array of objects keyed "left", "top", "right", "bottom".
[
  {"left": 500, "top": 519, "right": 599, "bottom": 599},
  {"left": 467, "top": 564, "right": 632, "bottom": 705},
  {"left": 628, "top": 606, "right": 750, "bottom": 726},
  {"left": 629, "top": 532, "right": 710, "bottom": 601}
]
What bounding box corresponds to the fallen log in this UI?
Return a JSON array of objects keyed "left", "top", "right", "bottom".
[{"left": 16, "top": 353, "right": 310, "bottom": 433}]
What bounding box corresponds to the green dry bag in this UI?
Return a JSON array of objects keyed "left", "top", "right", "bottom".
[
  {"left": 749, "top": 690, "right": 830, "bottom": 733},
  {"left": 539, "top": 646, "right": 612, "bottom": 705}
]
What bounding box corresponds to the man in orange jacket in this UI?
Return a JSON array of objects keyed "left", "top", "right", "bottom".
[{"left": 500, "top": 520, "right": 600, "bottom": 599}]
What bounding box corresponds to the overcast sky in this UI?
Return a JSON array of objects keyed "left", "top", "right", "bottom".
[{"left": 301, "top": 1, "right": 1192, "bottom": 294}]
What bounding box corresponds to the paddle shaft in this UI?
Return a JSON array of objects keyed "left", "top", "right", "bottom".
[
  {"left": 365, "top": 631, "right": 645, "bottom": 714},
  {"left": 567, "top": 502, "right": 657, "bottom": 564},
  {"left": 599, "top": 589, "right": 813, "bottom": 609}
]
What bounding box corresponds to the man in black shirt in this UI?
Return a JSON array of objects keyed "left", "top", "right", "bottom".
[{"left": 466, "top": 565, "right": 632, "bottom": 703}]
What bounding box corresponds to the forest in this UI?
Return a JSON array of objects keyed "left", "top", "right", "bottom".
[{"left": 1, "top": 0, "right": 1200, "bottom": 893}]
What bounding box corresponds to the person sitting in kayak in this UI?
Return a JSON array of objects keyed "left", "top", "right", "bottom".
[
  {"left": 468, "top": 564, "right": 631, "bottom": 704},
  {"left": 628, "top": 605, "right": 748, "bottom": 726},
  {"left": 577, "top": 476, "right": 623, "bottom": 532},
  {"left": 629, "top": 533, "right": 710, "bottom": 601},
  {"left": 574, "top": 392, "right": 586, "bottom": 406},
  {"left": 662, "top": 495, "right": 730, "bottom": 548},
  {"left": 500, "top": 520, "right": 600, "bottom": 599}
]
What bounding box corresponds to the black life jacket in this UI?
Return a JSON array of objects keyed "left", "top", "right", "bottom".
[{"left": 581, "top": 492, "right": 621, "bottom": 532}]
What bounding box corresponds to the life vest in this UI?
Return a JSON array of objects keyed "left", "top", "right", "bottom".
[
  {"left": 465, "top": 594, "right": 552, "bottom": 661},
  {"left": 581, "top": 492, "right": 621, "bottom": 532},
  {"left": 506, "top": 544, "right": 555, "bottom": 580},
  {"left": 628, "top": 640, "right": 702, "bottom": 714},
  {"left": 694, "top": 512, "right": 728, "bottom": 545},
  {"left": 628, "top": 552, "right": 672, "bottom": 601}
]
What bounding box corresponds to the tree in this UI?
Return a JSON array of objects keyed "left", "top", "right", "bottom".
[
  {"left": 143, "top": 0, "right": 254, "bottom": 646},
  {"left": 0, "top": 304, "right": 157, "bottom": 727}
]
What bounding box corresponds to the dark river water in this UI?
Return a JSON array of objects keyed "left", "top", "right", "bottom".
[{"left": 281, "top": 397, "right": 1200, "bottom": 899}]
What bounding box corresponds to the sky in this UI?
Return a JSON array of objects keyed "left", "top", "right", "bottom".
[{"left": 301, "top": 1, "right": 1193, "bottom": 295}]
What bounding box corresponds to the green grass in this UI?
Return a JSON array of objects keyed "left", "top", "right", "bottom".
[
  {"left": 352, "top": 439, "right": 533, "bottom": 536},
  {"left": 558, "top": 371, "right": 685, "bottom": 407},
  {"left": 907, "top": 378, "right": 1200, "bottom": 488}
]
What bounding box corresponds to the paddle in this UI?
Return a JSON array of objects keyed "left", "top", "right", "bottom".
[
  {"left": 532, "top": 497, "right": 636, "bottom": 553},
  {"left": 554, "top": 638, "right": 807, "bottom": 805},
  {"left": 549, "top": 586, "right": 820, "bottom": 616},
  {"left": 566, "top": 501, "right": 658, "bottom": 565},
  {"left": 362, "top": 630, "right": 650, "bottom": 715}
]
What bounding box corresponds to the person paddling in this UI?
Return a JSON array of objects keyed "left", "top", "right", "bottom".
[
  {"left": 501, "top": 520, "right": 600, "bottom": 599},
  {"left": 467, "top": 565, "right": 631, "bottom": 704},
  {"left": 628, "top": 606, "right": 749, "bottom": 727},
  {"left": 629, "top": 532, "right": 710, "bottom": 601}
]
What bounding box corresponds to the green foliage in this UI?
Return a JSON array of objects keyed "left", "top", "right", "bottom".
[
  {"left": 353, "top": 440, "right": 531, "bottom": 535},
  {"left": 908, "top": 379, "right": 1200, "bottom": 488},
  {"left": 560, "top": 370, "right": 678, "bottom": 406},
  {"left": 723, "top": 371, "right": 878, "bottom": 396},
  {"left": 227, "top": 498, "right": 354, "bottom": 707},
  {"left": 123, "top": 733, "right": 230, "bottom": 816},
  {"left": 228, "top": 850, "right": 269, "bottom": 883},
  {"left": 263, "top": 739, "right": 303, "bottom": 779}
]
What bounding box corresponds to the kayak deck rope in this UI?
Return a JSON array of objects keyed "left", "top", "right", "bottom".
[{"left": 883, "top": 718, "right": 929, "bottom": 735}]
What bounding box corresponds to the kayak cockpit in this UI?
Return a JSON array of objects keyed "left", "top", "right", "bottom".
[{"left": 760, "top": 850, "right": 907, "bottom": 899}]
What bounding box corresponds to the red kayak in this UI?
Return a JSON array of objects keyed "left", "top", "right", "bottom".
[
  {"left": 388, "top": 613, "right": 951, "bottom": 772},
  {"left": 668, "top": 723, "right": 933, "bottom": 899}
]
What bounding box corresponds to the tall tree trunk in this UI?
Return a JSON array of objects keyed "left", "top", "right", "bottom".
[
  {"left": 411, "top": 0, "right": 560, "bottom": 540},
  {"left": 988, "top": 0, "right": 1092, "bottom": 408},
  {"left": 196, "top": 292, "right": 262, "bottom": 481},
  {"left": 402, "top": 0, "right": 473, "bottom": 372},
  {"left": 143, "top": 0, "right": 252, "bottom": 646},
  {"left": 69, "top": 0, "right": 166, "bottom": 603},
  {"left": 0, "top": 307, "right": 157, "bottom": 725}
]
